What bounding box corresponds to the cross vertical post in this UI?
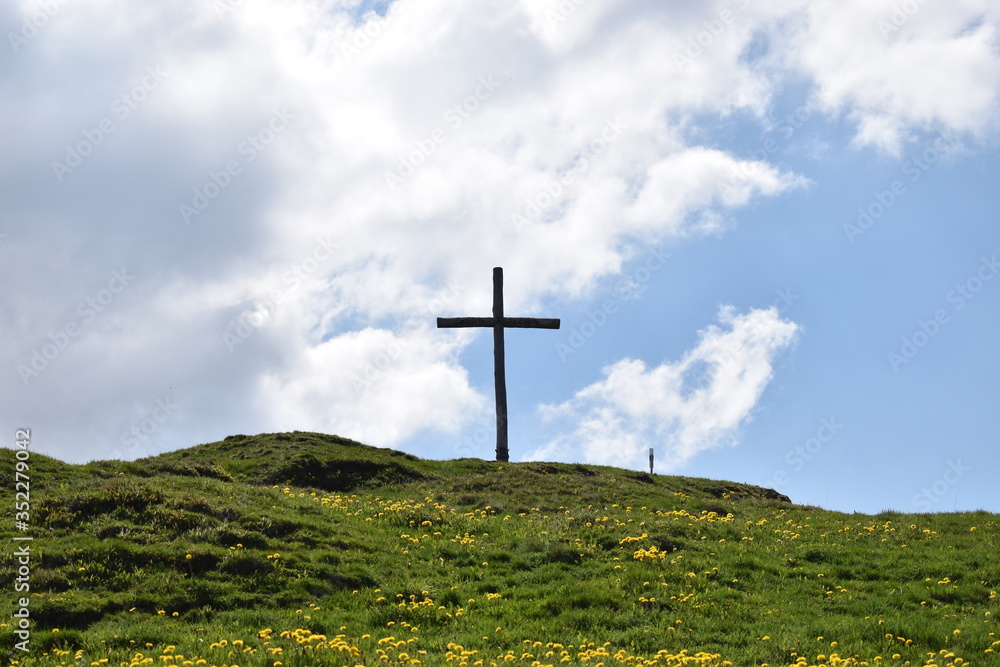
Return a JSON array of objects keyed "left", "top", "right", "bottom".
[
  {"left": 492, "top": 268, "right": 508, "bottom": 462},
  {"left": 437, "top": 267, "right": 560, "bottom": 463}
]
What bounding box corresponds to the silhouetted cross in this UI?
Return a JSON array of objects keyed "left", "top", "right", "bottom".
[{"left": 437, "top": 267, "right": 560, "bottom": 462}]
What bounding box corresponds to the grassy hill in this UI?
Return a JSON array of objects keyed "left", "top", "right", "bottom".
[{"left": 0, "top": 432, "right": 996, "bottom": 667}]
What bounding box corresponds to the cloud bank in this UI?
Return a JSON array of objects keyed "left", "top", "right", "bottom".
[{"left": 2, "top": 0, "right": 997, "bottom": 463}]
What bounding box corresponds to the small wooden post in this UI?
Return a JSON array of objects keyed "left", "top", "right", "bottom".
[{"left": 649, "top": 447, "right": 654, "bottom": 475}]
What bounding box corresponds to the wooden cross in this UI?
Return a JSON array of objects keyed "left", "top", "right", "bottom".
[{"left": 437, "top": 267, "right": 560, "bottom": 462}]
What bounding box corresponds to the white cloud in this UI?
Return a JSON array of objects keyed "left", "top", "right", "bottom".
[
  {"left": 780, "top": 0, "right": 1000, "bottom": 154},
  {"left": 623, "top": 147, "right": 811, "bottom": 236},
  {"left": 527, "top": 306, "right": 799, "bottom": 470},
  {"left": 258, "top": 326, "right": 487, "bottom": 446}
]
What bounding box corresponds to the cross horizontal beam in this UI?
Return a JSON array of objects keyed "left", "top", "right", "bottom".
[{"left": 437, "top": 317, "right": 560, "bottom": 329}]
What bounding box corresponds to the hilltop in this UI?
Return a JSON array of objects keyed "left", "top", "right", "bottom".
[
  {"left": 109, "top": 431, "right": 792, "bottom": 503},
  {"left": 0, "top": 432, "right": 996, "bottom": 667}
]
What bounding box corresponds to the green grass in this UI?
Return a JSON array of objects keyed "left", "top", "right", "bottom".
[{"left": 0, "top": 431, "right": 997, "bottom": 666}]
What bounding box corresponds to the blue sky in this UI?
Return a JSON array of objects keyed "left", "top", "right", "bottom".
[{"left": 3, "top": 0, "right": 998, "bottom": 515}]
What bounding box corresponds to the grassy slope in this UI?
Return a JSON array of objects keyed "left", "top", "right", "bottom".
[{"left": 0, "top": 432, "right": 997, "bottom": 667}]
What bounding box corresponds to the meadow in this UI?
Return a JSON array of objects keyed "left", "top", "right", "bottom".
[{"left": 0, "top": 432, "right": 996, "bottom": 667}]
